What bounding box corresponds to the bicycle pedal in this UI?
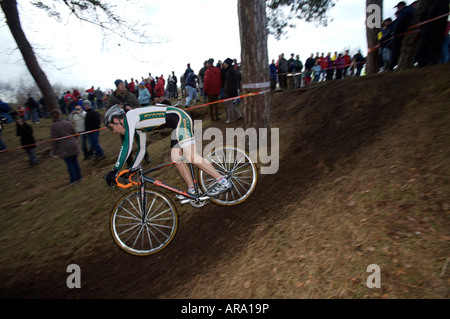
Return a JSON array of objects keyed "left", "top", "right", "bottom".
[{"left": 179, "top": 198, "right": 191, "bottom": 205}]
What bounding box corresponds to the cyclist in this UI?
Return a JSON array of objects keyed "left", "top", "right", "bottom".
[{"left": 103, "top": 104, "right": 232, "bottom": 197}]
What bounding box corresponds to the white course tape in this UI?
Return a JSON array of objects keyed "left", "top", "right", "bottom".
[{"left": 242, "top": 81, "right": 271, "bottom": 89}]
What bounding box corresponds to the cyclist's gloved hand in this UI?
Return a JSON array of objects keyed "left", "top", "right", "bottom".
[{"left": 104, "top": 169, "right": 119, "bottom": 187}]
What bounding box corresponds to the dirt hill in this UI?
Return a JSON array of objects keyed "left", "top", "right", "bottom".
[{"left": 0, "top": 65, "right": 449, "bottom": 299}]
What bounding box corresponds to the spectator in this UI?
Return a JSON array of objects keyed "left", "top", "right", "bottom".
[
  {"left": 342, "top": 50, "right": 352, "bottom": 77},
  {"left": 277, "top": 53, "right": 289, "bottom": 90},
  {"left": 148, "top": 73, "right": 156, "bottom": 103},
  {"left": 204, "top": 58, "right": 222, "bottom": 122},
  {"left": 154, "top": 75, "right": 166, "bottom": 104},
  {"left": 353, "top": 50, "right": 366, "bottom": 76},
  {"left": 134, "top": 79, "right": 140, "bottom": 92},
  {"left": 180, "top": 73, "right": 186, "bottom": 98},
  {"left": 379, "top": 18, "right": 395, "bottom": 71},
  {"left": 269, "top": 59, "right": 278, "bottom": 90},
  {"left": 415, "top": 0, "right": 449, "bottom": 67},
  {"left": 325, "top": 53, "right": 334, "bottom": 80},
  {"left": 86, "top": 86, "right": 95, "bottom": 109},
  {"left": 58, "top": 92, "right": 67, "bottom": 115},
  {"left": 293, "top": 55, "right": 303, "bottom": 88},
  {"left": 108, "top": 79, "right": 139, "bottom": 110},
  {"left": 222, "top": 58, "right": 242, "bottom": 123},
  {"left": 50, "top": 109, "right": 82, "bottom": 185},
  {"left": 94, "top": 87, "right": 104, "bottom": 110},
  {"left": 16, "top": 117, "right": 39, "bottom": 165},
  {"left": 0, "top": 99, "right": 12, "bottom": 123},
  {"left": 137, "top": 82, "right": 151, "bottom": 107},
  {"left": 198, "top": 61, "right": 207, "bottom": 102},
  {"left": 68, "top": 104, "right": 89, "bottom": 160},
  {"left": 128, "top": 78, "right": 135, "bottom": 95},
  {"left": 25, "top": 94, "right": 40, "bottom": 124},
  {"left": 84, "top": 100, "right": 105, "bottom": 161},
  {"left": 0, "top": 116, "right": 7, "bottom": 150},
  {"left": 76, "top": 95, "right": 85, "bottom": 110},
  {"left": 73, "top": 89, "right": 81, "bottom": 101},
  {"left": 388, "top": 1, "right": 415, "bottom": 70},
  {"left": 184, "top": 70, "right": 199, "bottom": 107},
  {"left": 287, "top": 53, "right": 296, "bottom": 88},
  {"left": 334, "top": 53, "right": 345, "bottom": 79},
  {"left": 305, "top": 53, "right": 316, "bottom": 72},
  {"left": 168, "top": 71, "right": 178, "bottom": 99},
  {"left": 288, "top": 53, "right": 295, "bottom": 71},
  {"left": 312, "top": 60, "right": 321, "bottom": 83},
  {"left": 64, "top": 91, "right": 76, "bottom": 113},
  {"left": 184, "top": 63, "right": 193, "bottom": 79},
  {"left": 144, "top": 78, "right": 151, "bottom": 98},
  {"left": 331, "top": 52, "right": 337, "bottom": 64},
  {"left": 317, "top": 53, "right": 328, "bottom": 82}
]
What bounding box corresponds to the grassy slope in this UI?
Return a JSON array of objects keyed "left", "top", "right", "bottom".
[{"left": 0, "top": 65, "right": 449, "bottom": 298}]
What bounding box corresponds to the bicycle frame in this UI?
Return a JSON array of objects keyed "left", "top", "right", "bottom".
[{"left": 115, "top": 158, "right": 211, "bottom": 204}]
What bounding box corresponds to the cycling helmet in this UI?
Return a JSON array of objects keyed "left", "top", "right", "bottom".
[{"left": 104, "top": 104, "right": 125, "bottom": 128}]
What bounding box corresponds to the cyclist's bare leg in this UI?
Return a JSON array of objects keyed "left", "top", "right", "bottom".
[
  {"left": 171, "top": 145, "right": 221, "bottom": 187},
  {"left": 182, "top": 144, "right": 221, "bottom": 180},
  {"left": 171, "top": 148, "right": 194, "bottom": 186}
]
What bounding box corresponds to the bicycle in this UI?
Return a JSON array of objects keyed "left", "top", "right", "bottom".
[
  {"left": 109, "top": 145, "right": 257, "bottom": 256},
  {"left": 173, "top": 97, "right": 186, "bottom": 108}
]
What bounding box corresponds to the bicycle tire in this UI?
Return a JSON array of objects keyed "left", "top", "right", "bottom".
[
  {"left": 110, "top": 189, "right": 178, "bottom": 256},
  {"left": 199, "top": 146, "right": 257, "bottom": 206}
]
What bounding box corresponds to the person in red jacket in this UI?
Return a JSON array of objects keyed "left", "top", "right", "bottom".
[
  {"left": 342, "top": 50, "right": 352, "bottom": 78},
  {"left": 203, "top": 58, "right": 222, "bottom": 121},
  {"left": 128, "top": 78, "right": 135, "bottom": 94},
  {"left": 317, "top": 53, "right": 328, "bottom": 82},
  {"left": 154, "top": 75, "right": 165, "bottom": 104}
]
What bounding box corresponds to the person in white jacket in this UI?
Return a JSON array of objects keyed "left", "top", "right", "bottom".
[{"left": 68, "top": 105, "right": 89, "bottom": 160}]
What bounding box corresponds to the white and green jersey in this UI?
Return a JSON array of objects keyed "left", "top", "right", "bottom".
[{"left": 114, "top": 105, "right": 195, "bottom": 170}]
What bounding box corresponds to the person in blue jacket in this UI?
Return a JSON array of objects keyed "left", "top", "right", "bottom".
[
  {"left": 388, "top": 1, "right": 415, "bottom": 70},
  {"left": 0, "top": 99, "right": 12, "bottom": 123},
  {"left": 137, "top": 82, "right": 151, "bottom": 107}
]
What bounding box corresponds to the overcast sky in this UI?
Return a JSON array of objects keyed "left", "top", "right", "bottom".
[{"left": 0, "top": 0, "right": 408, "bottom": 96}]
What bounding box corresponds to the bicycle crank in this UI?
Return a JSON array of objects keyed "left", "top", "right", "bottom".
[{"left": 180, "top": 196, "right": 210, "bottom": 208}]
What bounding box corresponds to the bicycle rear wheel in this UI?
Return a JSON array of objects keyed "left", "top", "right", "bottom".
[
  {"left": 110, "top": 189, "right": 178, "bottom": 256},
  {"left": 199, "top": 146, "right": 257, "bottom": 206}
]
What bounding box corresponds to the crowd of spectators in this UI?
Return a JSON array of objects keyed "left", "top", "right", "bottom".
[
  {"left": 378, "top": 1, "right": 449, "bottom": 71},
  {"left": 270, "top": 50, "right": 366, "bottom": 90}
]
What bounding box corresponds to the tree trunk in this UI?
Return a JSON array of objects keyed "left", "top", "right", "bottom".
[
  {"left": 366, "top": 0, "right": 383, "bottom": 74},
  {"left": 237, "top": 0, "right": 271, "bottom": 131},
  {"left": 1, "top": 0, "right": 58, "bottom": 110}
]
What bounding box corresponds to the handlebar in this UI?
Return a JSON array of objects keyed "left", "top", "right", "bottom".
[{"left": 115, "top": 169, "right": 141, "bottom": 189}]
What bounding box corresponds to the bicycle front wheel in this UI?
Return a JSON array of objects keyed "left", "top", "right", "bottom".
[
  {"left": 199, "top": 146, "right": 257, "bottom": 206},
  {"left": 110, "top": 189, "right": 178, "bottom": 256}
]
